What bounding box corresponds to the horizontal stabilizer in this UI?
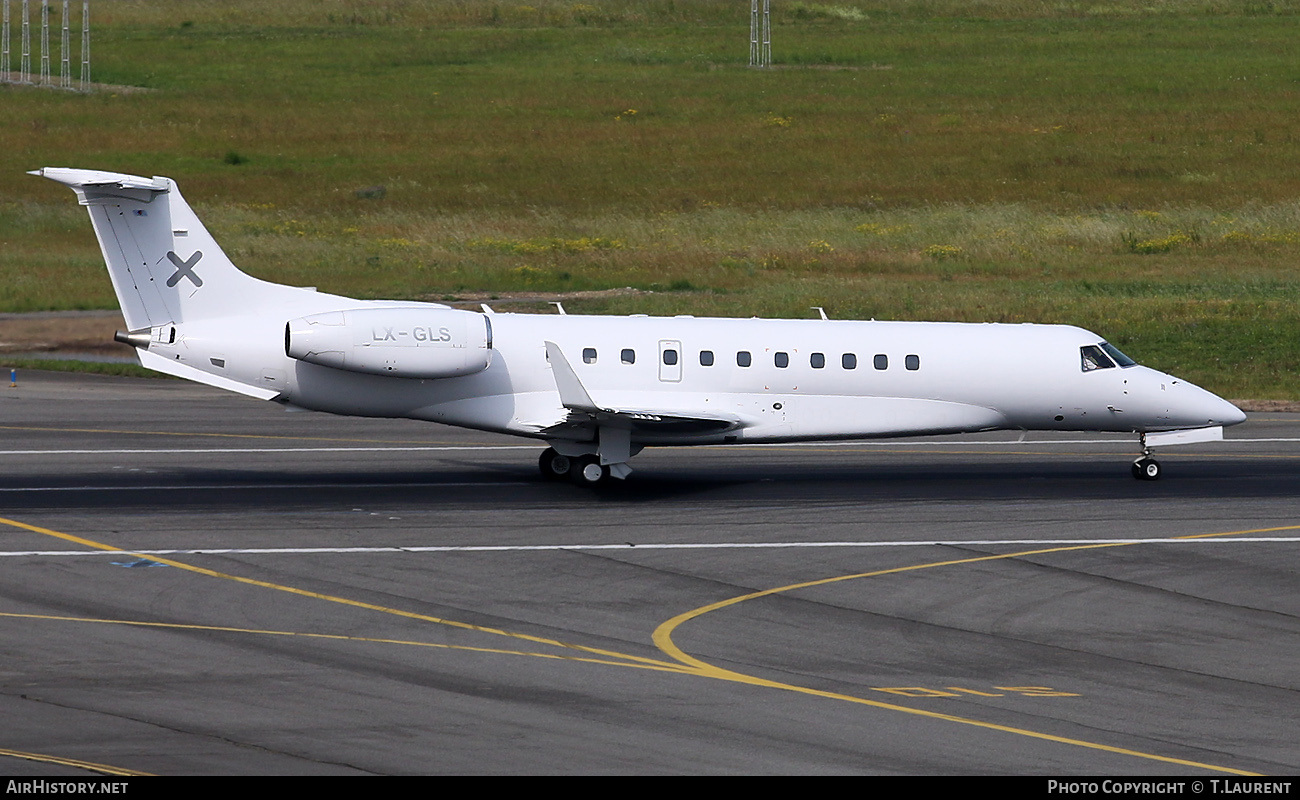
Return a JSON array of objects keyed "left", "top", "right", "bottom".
[{"left": 29, "top": 167, "right": 170, "bottom": 196}]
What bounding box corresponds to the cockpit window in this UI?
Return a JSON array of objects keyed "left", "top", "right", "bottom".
[
  {"left": 1099, "top": 342, "right": 1136, "bottom": 367},
  {"left": 1080, "top": 345, "right": 1116, "bottom": 372}
]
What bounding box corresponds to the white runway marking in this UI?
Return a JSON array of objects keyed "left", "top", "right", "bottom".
[
  {"left": 0, "top": 482, "right": 529, "bottom": 492},
  {"left": 3, "top": 537, "right": 1298, "bottom": 558},
  {"left": 0, "top": 446, "right": 538, "bottom": 455},
  {"left": 0, "top": 438, "right": 1292, "bottom": 457}
]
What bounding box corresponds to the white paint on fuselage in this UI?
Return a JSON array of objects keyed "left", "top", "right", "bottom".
[{"left": 163, "top": 301, "right": 1241, "bottom": 446}]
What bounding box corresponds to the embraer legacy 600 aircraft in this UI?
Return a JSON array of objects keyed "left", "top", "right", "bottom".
[{"left": 35, "top": 167, "right": 1246, "bottom": 485}]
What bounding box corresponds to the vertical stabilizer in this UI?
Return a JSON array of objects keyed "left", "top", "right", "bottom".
[{"left": 32, "top": 167, "right": 268, "bottom": 330}]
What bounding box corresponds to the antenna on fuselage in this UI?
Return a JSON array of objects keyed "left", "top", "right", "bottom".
[
  {"left": 811, "top": 307, "right": 829, "bottom": 320},
  {"left": 551, "top": 302, "right": 567, "bottom": 315}
]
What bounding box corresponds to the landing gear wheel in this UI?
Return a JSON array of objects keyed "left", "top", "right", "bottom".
[
  {"left": 1132, "top": 457, "right": 1161, "bottom": 481},
  {"left": 569, "top": 454, "right": 610, "bottom": 487},
  {"left": 539, "top": 448, "right": 572, "bottom": 481}
]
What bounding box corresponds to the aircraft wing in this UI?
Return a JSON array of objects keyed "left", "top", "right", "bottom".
[
  {"left": 541, "top": 341, "right": 743, "bottom": 438},
  {"left": 538, "top": 407, "right": 742, "bottom": 438}
]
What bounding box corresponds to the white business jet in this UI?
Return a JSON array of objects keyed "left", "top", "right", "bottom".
[{"left": 34, "top": 167, "right": 1246, "bottom": 485}]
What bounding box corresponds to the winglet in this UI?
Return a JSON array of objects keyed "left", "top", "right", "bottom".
[{"left": 544, "top": 341, "right": 599, "bottom": 412}]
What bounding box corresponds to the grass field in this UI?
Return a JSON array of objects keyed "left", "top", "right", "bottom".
[{"left": 2, "top": 0, "right": 1299, "bottom": 397}]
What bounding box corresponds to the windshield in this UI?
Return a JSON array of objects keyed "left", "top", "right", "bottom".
[
  {"left": 1080, "top": 345, "right": 1115, "bottom": 371},
  {"left": 1081, "top": 342, "right": 1137, "bottom": 372},
  {"left": 1099, "top": 341, "right": 1136, "bottom": 367}
]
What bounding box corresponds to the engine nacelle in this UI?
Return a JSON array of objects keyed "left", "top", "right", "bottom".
[{"left": 285, "top": 307, "right": 492, "bottom": 379}]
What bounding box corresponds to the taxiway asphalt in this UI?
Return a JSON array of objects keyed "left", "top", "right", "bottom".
[{"left": 1, "top": 371, "right": 1297, "bottom": 775}]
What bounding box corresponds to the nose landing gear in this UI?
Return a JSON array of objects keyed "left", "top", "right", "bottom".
[
  {"left": 1132, "top": 457, "right": 1161, "bottom": 480},
  {"left": 1132, "top": 433, "right": 1161, "bottom": 480}
]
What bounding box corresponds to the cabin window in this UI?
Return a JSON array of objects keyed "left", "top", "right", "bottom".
[
  {"left": 737, "top": 351, "right": 752, "bottom": 367},
  {"left": 583, "top": 348, "right": 597, "bottom": 364},
  {"left": 1080, "top": 345, "right": 1115, "bottom": 372},
  {"left": 662, "top": 349, "right": 678, "bottom": 366},
  {"left": 811, "top": 353, "right": 825, "bottom": 369},
  {"left": 775, "top": 352, "right": 789, "bottom": 368},
  {"left": 905, "top": 354, "right": 920, "bottom": 371},
  {"left": 842, "top": 353, "right": 857, "bottom": 370},
  {"left": 621, "top": 348, "right": 636, "bottom": 365},
  {"left": 874, "top": 354, "right": 888, "bottom": 370},
  {"left": 700, "top": 350, "right": 714, "bottom": 366}
]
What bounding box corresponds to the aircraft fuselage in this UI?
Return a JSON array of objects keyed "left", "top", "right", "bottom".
[{"left": 161, "top": 303, "right": 1242, "bottom": 445}]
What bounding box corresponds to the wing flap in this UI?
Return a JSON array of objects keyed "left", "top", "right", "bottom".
[{"left": 538, "top": 408, "right": 741, "bottom": 438}]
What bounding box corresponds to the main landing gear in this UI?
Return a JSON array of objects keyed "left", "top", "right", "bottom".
[
  {"left": 539, "top": 448, "right": 611, "bottom": 486},
  {"left": 538, "top": 448, "right": 572, "bottom": 481},
  {"left": 1131, "top": 433, "right": 1161, "bottom": 481}
]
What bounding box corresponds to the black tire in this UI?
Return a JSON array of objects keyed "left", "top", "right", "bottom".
[
  {"left": 539, "top": 448, "right": 571, "bottom": 481},
  {"left": 1132, "top": 457, "right": 1161, "bottom": 481},
  {"left": 569, "top": 454, "right": 609, "bottom": 486}
]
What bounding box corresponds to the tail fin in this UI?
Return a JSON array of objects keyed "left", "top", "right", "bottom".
[{"left": 32, "top": 167, "right": 269, "bottom": 330}]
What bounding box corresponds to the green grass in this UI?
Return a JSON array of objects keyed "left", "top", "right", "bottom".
[
  {"left": 3, "top": 1, "right": 1300, "bottom": 397},
  {"left": 0, "top": 358, "right": 161, "bottom": 379}
]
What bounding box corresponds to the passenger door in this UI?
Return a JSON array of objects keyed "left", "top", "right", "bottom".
[{"left": 658, "top": 340, "right": 682, "bottom": 382}]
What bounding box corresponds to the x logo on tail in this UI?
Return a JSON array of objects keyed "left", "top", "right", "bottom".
[{"left": 165, "top": 251, "right": 204, "bottom": 288}]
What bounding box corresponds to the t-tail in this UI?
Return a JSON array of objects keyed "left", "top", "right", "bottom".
[
  {"left": 30, "top": 168, "right": 293, "bottom": 329},
  {"left": 32, "top": 167, "right": 346, "bottom": 399},
  {"left": 35, "top": 167, "right": 492, "bottom": 403}
]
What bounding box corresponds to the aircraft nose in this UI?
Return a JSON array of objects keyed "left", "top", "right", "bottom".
[
  {"left": 1173, "top": 379, "right": 1247, "bottom": 427},
  {"left": 1136, "top": 367, "right": 1246, "bottom": 428},
  {"left": 1215, "top": 397, "right": 1248, "bottom": 427}
]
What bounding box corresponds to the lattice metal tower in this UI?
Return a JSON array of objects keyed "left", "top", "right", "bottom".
[
  {"left": 20, "top": 0, "right": 29, "bottom": 83},
  {"left": 749, "top": 0, "right": 770, "bottom": 68},
  {"left": 39, "top": 0, "right": 48, "bottom": 85},
  {"left": 2, "top": 0, "right": 10, "bottom": 83},
  {"left": 58, "top": 0, "right": 67, "bottom": 87},
  {"left": 79, "top": 0, "right": 86, "bottom": 89}
]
